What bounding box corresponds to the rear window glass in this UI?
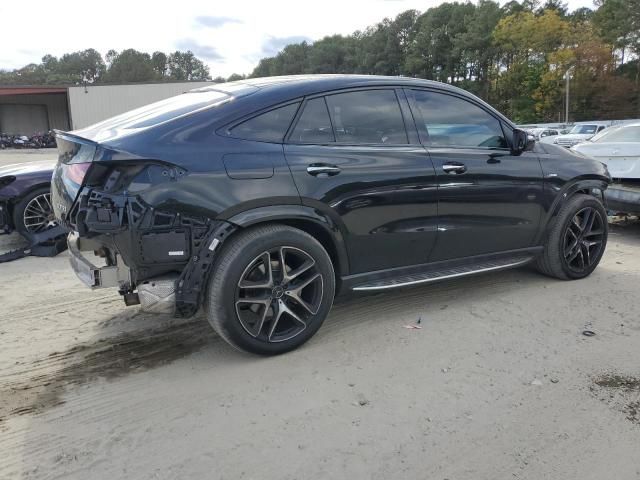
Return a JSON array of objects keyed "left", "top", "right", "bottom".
[
  {"left": 290, "top": 98, "right": 335, "bottom": 144},
  {"left": 593, "top": 125, "right": 640, "bottom": 143},
  {"left": 87, "top": 90, "right": 231, "bottom": 130},
  {"left": 229, "top": 103, "right": 300, "bottom": 143}
]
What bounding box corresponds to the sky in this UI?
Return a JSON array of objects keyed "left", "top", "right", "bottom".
[{"left": 0, "top": 0, "right": 596, "bottom": 78}]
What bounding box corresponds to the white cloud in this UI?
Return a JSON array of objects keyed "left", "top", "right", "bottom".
[{"left": 0, "top": 0, "right": 597, "bottom": 78}]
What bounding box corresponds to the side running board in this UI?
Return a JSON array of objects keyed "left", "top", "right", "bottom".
[{"left": 351, "top": 254, "right": 534, "bottom": 291}]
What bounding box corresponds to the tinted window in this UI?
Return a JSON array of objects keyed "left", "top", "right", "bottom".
[
  {"left": 229, "top": 103, "right": 299, "bottom": 142},
  {"left": 412, "top": 90, "right": 508, "bottom": 148},
  {"left": 325, "top": 90, "right": 408, "bottom": 144},
  {"left": 290, "top": 97, "right": 335, "bottom": 143}
]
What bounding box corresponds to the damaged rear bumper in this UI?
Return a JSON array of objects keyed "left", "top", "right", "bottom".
[
  {"left": 67, "top": 231, "right": 131, "bottom": 289},
  {"left": 64, "top": 187, "right": 236, "bottom": 317}
]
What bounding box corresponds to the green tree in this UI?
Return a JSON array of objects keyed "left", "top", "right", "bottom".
[
  {"left": 168, "top": 51, "right": 210, "bottom": 81},
  {"left": 151, "top": 51, "right": 168, "bottom": 78},
  {"left": 104, "top": 49, "right": 155, "bottom": 83}
]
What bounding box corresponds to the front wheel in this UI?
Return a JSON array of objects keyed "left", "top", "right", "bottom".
[
  {"left": 12, "top": 186, "right": 58, "bottom": 243},
  {"left": 536, "top": 194, "right": 608, "bottom": 280},
  {"left": 205, "top": 224, "right": 335, "bottom": 355}
]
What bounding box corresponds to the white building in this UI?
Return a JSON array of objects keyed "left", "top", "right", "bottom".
[{"left": 0, "top": 81, "right": 214, "bottom": 135}]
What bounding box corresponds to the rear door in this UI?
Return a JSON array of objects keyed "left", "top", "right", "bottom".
[
  {"left": 407, "top": 88, "right": 544, "bottom": 262},
  {"left": 284, "top": 88, "right": 439, "bottom": 274}
]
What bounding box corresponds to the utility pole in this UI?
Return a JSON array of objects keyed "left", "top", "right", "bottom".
[{"left": 564, "top": 68, "right": 571, "bottom": 124}]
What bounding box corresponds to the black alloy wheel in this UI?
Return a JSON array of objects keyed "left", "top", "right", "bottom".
[
  {"left": 562, "top": 206, "right": 605, "bottom": 274},
  {"left": 205, "top": 224, "right": 335, "bottom": 355},
  {"left": 235, "top": 246, "right": 324, "bottom": 343},
  {"left": 535, "top": 193, "right": 608, "bottom": 280}
]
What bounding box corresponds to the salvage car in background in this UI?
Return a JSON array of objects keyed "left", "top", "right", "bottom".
[
  {"left": 554, "top": 123, "right": 608, "bottom": 148},
  {"left": 572, "top": 123, "right": 640, "bottom": 214},
  {"left": 527, "top": 127, "right": 563, "bottom": 144},
  {"left": 0, "top": 160, "right": 58, "bottom": 241},
  {"left": 52, "top": 75, "right": 611, "bottom": 355}
]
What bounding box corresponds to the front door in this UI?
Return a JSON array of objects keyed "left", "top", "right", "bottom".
[
  {"left": 284, "top": 89, "right": 438, "bottom": 274},
  {"left": 407, "top": 88, "right": 544, "bottom": 261}
]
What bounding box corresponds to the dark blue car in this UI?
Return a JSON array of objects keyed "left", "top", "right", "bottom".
[{"left": 0, "top": 160, "right": 58, "bottom": 241}]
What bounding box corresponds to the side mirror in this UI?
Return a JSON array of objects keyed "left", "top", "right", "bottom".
[{"left": 512, "top": 128, "right": 535, "bottom": 155}]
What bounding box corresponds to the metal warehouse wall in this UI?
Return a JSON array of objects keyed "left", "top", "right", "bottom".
[
  {"left": 67, "top": 82, "right": 214, "bottom": 130},
  {"left": 0, "top": 93, "right": 69, "bottom": 134}
]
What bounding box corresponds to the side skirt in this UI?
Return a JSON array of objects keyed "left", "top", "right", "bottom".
[{"left": 342, "top": 247, "right": 543, "bottom": 292}]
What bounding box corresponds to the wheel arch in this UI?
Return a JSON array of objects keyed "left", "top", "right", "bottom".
[
  {"left": 536, "top": 177, "right": 608, "bottom": 244},
  {"left": 225, "top": 205, "right": 351, "bottom": 282}
]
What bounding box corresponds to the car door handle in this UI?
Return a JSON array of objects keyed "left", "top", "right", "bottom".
[
  {"left": 307, "top": 164, "right": 341, "bottom": 176},
  {"left": 442, "top": 163, "right": 467, "bottom": 174}
]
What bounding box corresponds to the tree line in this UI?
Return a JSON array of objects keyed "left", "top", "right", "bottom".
[
  {"left": 251, "top": 0, "right": 640, "bottom": 123},
  {"left": 0, "top": 0, "right": 638, "bottom": 123},
  {"left": 0, "top": 49, "right": 232, "bottom": 85}
]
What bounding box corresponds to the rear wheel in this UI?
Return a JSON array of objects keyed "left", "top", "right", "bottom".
[
  {"left": 12, "top": 186, "right": 57, "bottom": 242},
  {"left": 205, "top": 224, "right": 335, "bottom": 355},
  {"left": 536, "top": 194, "right": 608, "bottom": 280}
]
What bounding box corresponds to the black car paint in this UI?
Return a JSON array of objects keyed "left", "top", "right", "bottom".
[{"left": 50, "top": 75, "right": 610, "bottom": 311}]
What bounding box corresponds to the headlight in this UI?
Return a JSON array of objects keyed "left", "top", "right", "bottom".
[{"left": 553, "top": 138, "right": 559, "bottom": 144}]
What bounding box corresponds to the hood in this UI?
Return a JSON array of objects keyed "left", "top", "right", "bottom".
[
  {"left": 557, "top": 133, "right": 593, "bottom": 140},
  {"left": 0, "top": 159, "right": 56, "bottom": 177}
]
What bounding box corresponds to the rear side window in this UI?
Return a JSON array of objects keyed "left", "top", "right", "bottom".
[
  {"left": 325, "top": 90, "right": 408, "bottom": 144},
  {"left": 229, "top": 103, "right": 299, "bottom": 143},
  {"left": 411, "top": 90, "right": 508, "bottom": 149},
  {"left": 290, "top": 98, "right": 335, "bottom": 143}
]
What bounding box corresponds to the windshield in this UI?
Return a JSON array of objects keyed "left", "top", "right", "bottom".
[
  {"left": 592, "top": 125, "right": 640, "bottom": 143},
  {"left": 569, "top": 125, "right": 598, "bottom": 134}
]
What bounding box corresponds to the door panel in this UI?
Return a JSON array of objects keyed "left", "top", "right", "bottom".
[
  {"left": 406, "top": 88, "right": 544, "bottom": 261},
  {"left": 428, "top": 149, "right": 544, "bottom": 261},
  {"left": 284, "top": 144, "right": 438, "bottom": 273}
]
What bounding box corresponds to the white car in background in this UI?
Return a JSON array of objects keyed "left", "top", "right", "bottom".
[
  {"left": 554, "top": 123, "right": 608, "bottom": 148},
  {"left": 527, "top": 127, "right": 563, "bottom": 144},
  {"left": 571, "top": 123, "right": 640, "bottom": 214}
]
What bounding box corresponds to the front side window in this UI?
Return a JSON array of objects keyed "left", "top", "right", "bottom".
[
  {"left": 229, "top": 102, "right": 299, "bottom": 142},
  {"left": 289, "top": 97, "right": 335, "bottom": 144},
  {"left": 411, "top": 90, "right": 508, "bottom": 149},
  {"left": 324, "top": 90, "right": 408, "bottom": 144}
]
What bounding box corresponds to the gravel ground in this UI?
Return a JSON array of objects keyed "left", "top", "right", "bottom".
[{"left": 1, "top": 150, "right": 639, "bottom": 479}]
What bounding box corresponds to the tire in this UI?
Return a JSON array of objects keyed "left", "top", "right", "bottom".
[
  {"left": 12, "top": 186, "right": 57, "bottom": 242},
  {"left": 535, "top": 194, "right": 608, "bottom": 280},
  {"left": 205, "top": 224, "right": 336, "bottom": 355}
]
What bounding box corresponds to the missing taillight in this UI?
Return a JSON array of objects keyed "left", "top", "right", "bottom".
[{"left": 66, "top": 162, "right": 92, "bottom": 185}]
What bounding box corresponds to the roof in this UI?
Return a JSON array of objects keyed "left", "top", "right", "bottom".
[
  {"left": 0, "top": 86, "right": 67, "bottom": 95},
  {"left": 195, "top": 74, "right": 463, "bottom": 97}
]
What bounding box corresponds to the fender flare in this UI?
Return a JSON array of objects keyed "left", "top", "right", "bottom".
[{"left": 536, "top": 177, "right": 608, "bottom": 244}]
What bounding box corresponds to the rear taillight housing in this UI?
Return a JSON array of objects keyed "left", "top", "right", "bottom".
[{"left": 65, "top": 162, "right": 92, "bottom": 185}]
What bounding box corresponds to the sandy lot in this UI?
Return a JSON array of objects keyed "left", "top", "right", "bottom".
[{"left": 1, "top": 150, "right": 639, "bottom": 479}]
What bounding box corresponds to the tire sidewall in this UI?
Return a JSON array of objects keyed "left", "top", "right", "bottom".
[
  {"left": 207, "top": 226, "right": 335, "bottom": 355},
  {"left": 557, "top": 196, "right": 608, "bottom": 279}
]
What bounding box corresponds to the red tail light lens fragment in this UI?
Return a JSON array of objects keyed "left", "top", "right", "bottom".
[{"left": 66, "top": 162, "right": 91, "bottom": 185}]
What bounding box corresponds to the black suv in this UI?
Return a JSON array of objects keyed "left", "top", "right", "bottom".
[{"left": 52, "top": 75, "right": 610, "bottom": 355}]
